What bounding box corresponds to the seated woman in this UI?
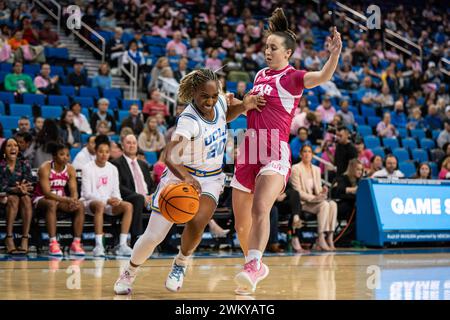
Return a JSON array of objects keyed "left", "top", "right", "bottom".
[
  {"left": 92, "top": 62, "right": 112, "bottom": 90},
  {"left": 290, "top": 145, "right": 338, "bottom": 251},
  {"left": 413, "top": 162, "right": 432, "bottom": 180},
  {"left": 0, "top": 138, "right": 33, "bottom": 254},
  {"left": 138, "top": 116, "right": 166, "bottom": 152},
  {"left": 439, "top": 156, "right": 450, "bottom": 180},
  {"left": 59, "top": 109, "right": 81, "bottom": 149},
  {"left": 33, "top": 142, "right": 86, "bottom": 256},
  {"left": 367, "top": 155, "right": 384, "bottom": 177}
]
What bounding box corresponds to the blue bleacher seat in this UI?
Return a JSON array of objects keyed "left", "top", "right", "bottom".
[
  {"left": 103, "top": 88, "right": 122, "bottom": 100},
  {"left": 397, "top": 128, "right": 408, "bottom": 138},
  {"left": 70, "top": 147, "right": 81, "bottom": 161},
  {"left": 367, "top": 116, "right": 381, "bottom": 127},
  {"left": 432, "top": 130, "right": 441, "bottom": 140},
  {"left": 144, "top": 151, "right": 158, "bottom": 165},
  {"left": 23, "top": 64, "right": 40, "bottom": 76},
  {"left": 363, "top": 135, "right": 380, "bottom": 149},
  {"left": 354, "top": 115, "right": 366, "bottom": 126},
  {"left": 0, "top": 91, "right": 15, "bottom": 104},
  {"left": 73, "top": 96, "right": 95, "bottom": 109},
  {"left": 81, "top": 133, "right": 90, "bottom": 144},
  {"left": 361, "top": 106, "right": 376, "bottom": 117},
  {"left": 121, "top": 99, "right": 142, "bottom": 110},
  {"left": 0, "top": 102, "right": 4, "bottom": 115},
  {"left": 48, "top": 95, "right": 70, "bottom": 107},
  {"left": 411, "top": 148, "right": 429, "bottom": 163},
  {"left": 40, "top": 105, "right": 63, "bottom": 119},
  {"left": 393, "top": 148, "right": 410, "bottom": 162},
  {"left": 0, "top": 116, "right": 20, "bottom": 130},
  {"left": 59, "top": 85, "right": 76, "bottom": 97},
  {"left": 81, "top": 107, "right": 90, "bottom": 119},
  {"left": 399, "top": 161, "right": 416, "bottom": 178},
  {"left": 348, "top": 106, "right": 359, "bottom": 115},
  {"left": 3, "top": 129, "right": 12, "bottom": 139},
  {"left": 382, "top": 137, "right": 400, "bottom": 150},
  {"left": 226, "top": 81, "right": 238, "bottom": 94},
  {"left": 229, "top": 115, "right": 247, "bottom": 130},
  {"left": 23, "top": 93, "right": 45, "bottom": 106},
  {"left": 110, "top": 134, "right": 120, "bottom": 142},
  {"left": 50, "top": 66, "right": 65, "bottom": 78},
  {"left": 420, "top": 138, "right": 435, "bottom": 150},
  {"left": 0, "top": 62, "right": 12, "bottom": 72},
  {"left": 401, "top": 138, "right": 418, "bottom": 150},
  {"left": 429, "top": 162, "right": 438, "bottom": 178},
  {"left": 108, "top": 98, "right": 118, "bottom": 110},
  {"left": 371, "top": 146, "right": 385, "bottom": 158},
  {"left": 410, "top": 128, "right": 426, "bottom": 140},
  {"left": 356, "top": 125, "right": 372, "bottom": 136},
  {"left": 79, "top": 87, "right": 100, "bottom": 99},
  {"left": 118, "top": 110, "right": 129, "bottom": 122},
  {"left": 10, "top": 104, "right": 32, "bottom": 117},
  {"left": 45, "top": 47, "right": 69, "bottom": 60}
]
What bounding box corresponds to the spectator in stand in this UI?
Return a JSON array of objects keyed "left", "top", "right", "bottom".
[
  {"left": 316, "top": 95, "right": 336, "bottom": 124},
  {"left": 439, "top": 157, "right": 450, "bottom": 180},
  {"left": 205, "top": 48, "right": 222, "bottom": 71},
  {"left": 121, "top": 40, "right": 147, "bottom": 79},
  {"left": 413, "top": 162, "right": 432, "bottom": 180},
  {"left": 98, "top": 10, "right": 117, "bottom": 32},
  {"left": 152, "top": 16, "right": 169, "bottom": 38},
  {"left": 15, "top": 132, "right": 34, "bottom": 162},
  {"left": 59, "top": 109, "right": 81, "bottom": 149},
  {"left": 111, "top": 134, "right": 155, "bottom": 245},
  {"left": 437, "top": 119, "right": 450, "bottom": 149},
  {"left": 309, "top": 111, "right": 325, "bottom": 145},
  {"left": 121, "top": 104, "right": 144, "bottom": 136},
  {"left": 367, "top": 155, "right": 384, "bottom": 177},
  {"left": 32, "top": 119, "right": 61, "bottom": 168},
  {"left": 377, "top": 112, "right": 398, "bottom": 138},
  {"left": 390, "top": 100, "right": 407, "bottom": 129},
  {"left": 107, "top": 27, "right": 126, "bottom": 67},
  {"left": 33, "top": 142, "right": 86, "bottom": 256},
  {"left": 174, "top": 58, "right": 188, "bottom": 82},
  {"left": 96, "top": 120, "right": 111, "bottom": 137},
  {"left": 290, "top": 145, "right": 337, "bottom": 251},
  {"left": 0, "top": 34, "right": 13, "bottom": 64},
  {"left": 30, "top": 117, "right": 43, "bottom": 137},
  {"left": 67, "top": 61, "right": 88, "bottom": 89},
  {"left": 138, "top": 116, "right": 166, "bottom": 152},
  {"left": 80, "top": 135, "right": 133, "bottom": 257},
  {"left": 155, "top": 112, "right": 167, "bottom": 135},
  {"left": 92, "top": 62, "right": 112, "bottom": 90},
  {"left": 14, "top": 116, "right": 31, "bottom": 135},
  {"left": 148, "top": 57, "right": 169, "bottom": 91},
  {"left": 290, "top": 127, "right": 311, "bottom": 163},
  {"left": 165, "top": 104, "right": 186, "bottom": 141},
  {"left": 0, "top": 0, "right": 11, "bottom": 22},
  {"left": 374, "top": 84, "right": 394, "bottom": 109},
  {"left": 425, "top": 104, "right": 443, "bottom": 131},
  {"left": 241, "top": 47, "right": 259, "bottom": 79},
  {"left": 90, "top": 98, "right": 117, "bottom": 135},
  {"left": 335, "top": 127, "right": 358, "bottom": 176},
  {"left": 166, "top": 30, "right": 187, "bottom": 57},
  {"left": 187, "top": 38, "right": 204, "bottom": 66},
  {"left": 355, "top": 139, "right": 374, "bottom": 171},
  {"left": 159, "top": 66, "right": 179, "bottom": 97},
  {"left": 39, "top": 19, "right": 64, "bottom": 48},
  {"left": 336, "top": 63, "right": 358, "bottom": 90},
  {"left": 356, "top": 76, "right": 378, "bottom": 105},
  {"left": 407, "top": 107, "right": 427, "bottom": 130},
  {"left": 235, "top": 81, "right": 247, "bottom": 101},
  {"left": 34, "top": 63, "right": 60, "bottom": 95},
  {"left": 71, "top": 102, "right": 92, "bottom": 135},
  {"left": 4, "top": 61, "right": 36, "bottom": 94},
  {"left": 72, "top": 135, "right": 96, "bottom": 170},
  {"left": 0, "top": 137, "right": 34, "bottom": 255},
  {"left": 20, "top": 16, "right": 40, "bottom": 46},
  {"left": 143, "top": 88, "right": 170, "bottom": 118},
  {"left": 337, "top": 98, "right": 355, "bottom": 127},
  {"left": 372, "top": 154, "right": 404, "bottom": 179}
]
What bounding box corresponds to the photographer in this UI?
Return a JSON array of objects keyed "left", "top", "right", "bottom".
[{"left": 334, "top": 127, "right": 358, "bottom": 176}]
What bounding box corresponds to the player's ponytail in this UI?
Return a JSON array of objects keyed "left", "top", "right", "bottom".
[
  {"left": 178, "top": 69, "right": 222, "bottom": 104},
  {"left": 267, "top": 8, "right": 297, "bottom": 58}
]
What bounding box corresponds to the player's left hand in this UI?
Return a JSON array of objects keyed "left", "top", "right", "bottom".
[
  {"left": 243, "top": 94, "right": 265, "bottom": 112},
  {"left": 325, "top": 26, "right": 342, "bottom": 56}
]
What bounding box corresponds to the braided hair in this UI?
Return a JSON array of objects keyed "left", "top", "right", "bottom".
[
  {"left": 266, "top": 8, "right": 297, "bottom": 58},
  {"left": 178, "top": 68, "right": 222, "bottom": 104}
]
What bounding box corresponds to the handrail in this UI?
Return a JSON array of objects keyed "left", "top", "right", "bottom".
[
  {"left": 33, "top": 0, "right": 61, "bottom": 34},
  {"left": 157, "top": 76, "right": 178, "bottom": 115},
  {"left": 440, "top": 57, "right": 450, "bottom": 77},
  {"left": 313, "top": 155, "right": 337, "bottom": 171},
  {"left": 71, "top": 21, "right": 106, "bottom": 63},
  {"left": 335, "top": 2, "right": 367, "bottom": 21},
  {"left": 118, "top": 57, "right": 138, "bottom": 100}
]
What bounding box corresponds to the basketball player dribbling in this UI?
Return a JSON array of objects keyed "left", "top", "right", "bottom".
[
  {"left": 230, "top": 8, "right": 342, "bottom": 294},
  {"left": 114, "top": 69, "right": 265, "bottom": 295}
]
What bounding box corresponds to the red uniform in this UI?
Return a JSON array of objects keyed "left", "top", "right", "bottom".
[{"left": 33, "top": 161, "right": 69, "bottom": 205}]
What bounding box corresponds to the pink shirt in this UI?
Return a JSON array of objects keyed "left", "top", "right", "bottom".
[
  {"left": 358, "top": 149, "right": 374, "bottom": 169},
  {"left": 34, "top": 75, "right": 49, "bottom": 89},
  {"left": 316, "top": 105, "right": 336, "bottom": 124},
  {"left": 166, "top": 40, "right": 187, "bottom": 56},
  {"left": 205, "top": 58, "right": 222, "bottom": 71},
  {"left": 290, "top": 112, "right": 309, "bottom": 136}
]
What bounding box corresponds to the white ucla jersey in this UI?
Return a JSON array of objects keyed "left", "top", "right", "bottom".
[{"left": 172, "top": 94, "right": 228, "bottom": 175}]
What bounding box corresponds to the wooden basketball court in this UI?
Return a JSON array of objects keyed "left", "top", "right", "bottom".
[{"left": 1, "top": 249, "right": 449, "bottom": 300}]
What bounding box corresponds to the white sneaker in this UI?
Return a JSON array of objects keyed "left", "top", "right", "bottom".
[
  {"left": 93, "top": 245, "right": 106, "bottom": 257},
  {"left": 114, "top": 269, "right": 136, "bottom": 295},
  {"left": 165, "top": 262, "right": 187, "bottom": 292},
  {"left": 115, "top": 244, "right": 133, "bottom": 256}
]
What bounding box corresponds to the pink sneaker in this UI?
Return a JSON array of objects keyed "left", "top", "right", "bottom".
[
  {"left": 234, "top": 259, "right": 269, "bottom": 294},
  {"left": 114, "top": 270, "right": 136, "bottom": 295},
  {"left": 49, "top": 240, "right": 63, "bottom": 256},
  {"left": 70, "top": 240, "right": 86, "bottom": 256}
]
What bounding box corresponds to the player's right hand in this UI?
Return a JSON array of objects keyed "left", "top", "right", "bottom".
[{"left": 183, "top": 175, "right": 202, "bottom": 195}]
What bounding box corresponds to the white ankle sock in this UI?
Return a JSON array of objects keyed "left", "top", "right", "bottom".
[
  {"left": 119, "top": 234, "right": 128, "bottom": 246},
  {"left": 175, "top": 251, "right": 190, "bottom": 267},
  {"left": 50, "top": 237, "right": 57, "bottom": 243},
  {"left": 95, "top": 234, "right": 103, "bottom": 247},
  {"left": 73, "top": 237, "right": 81, "bottom": 243},
  {"left": 247, "top": 249, "right": 262, "bottom": 269}
]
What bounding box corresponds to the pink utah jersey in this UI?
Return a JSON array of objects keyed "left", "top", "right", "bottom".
[{"left": 34, "top": 161, "right": 69, "bottom": 199}]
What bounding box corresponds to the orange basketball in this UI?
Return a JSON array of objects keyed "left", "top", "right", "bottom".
[{"left": 158, "top": 182, "right": 200, "bottom": 224}]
